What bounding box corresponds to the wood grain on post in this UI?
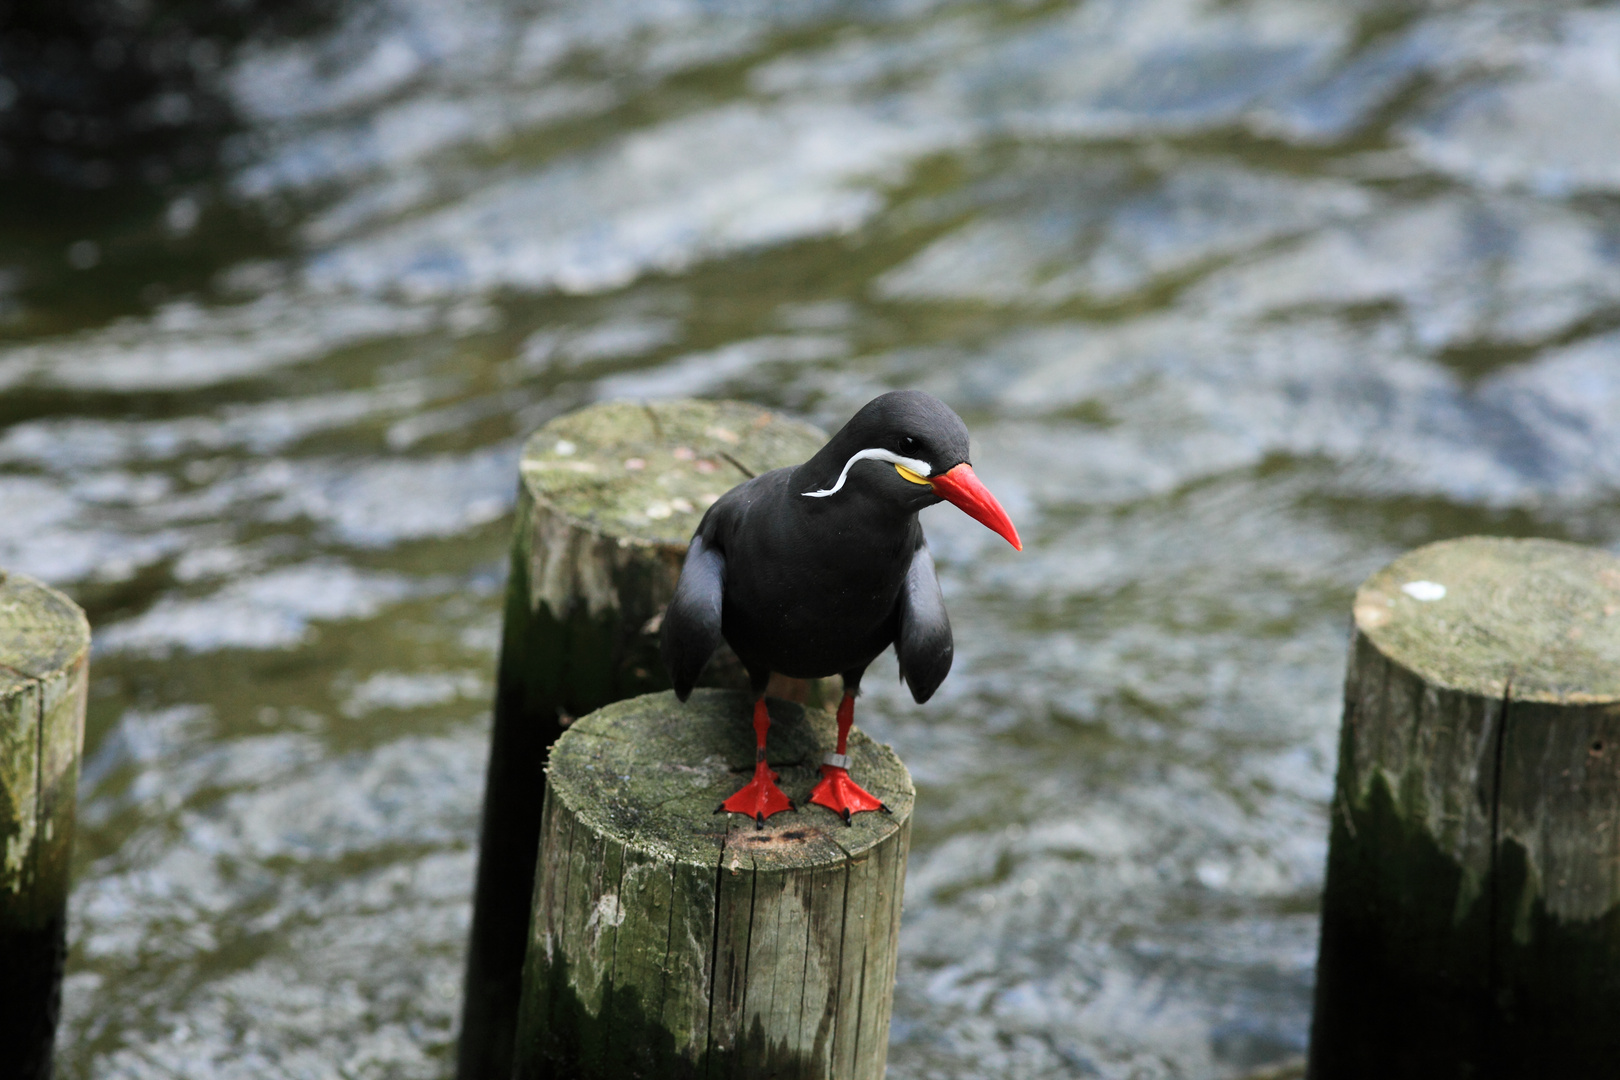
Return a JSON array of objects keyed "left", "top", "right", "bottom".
[
  {"left": 1310, "top": 537, "right": 1620, "bottom": 1079},
  {"left": 458, "top": 400, "right": 831, "bottom": 1080},
  {"left": 512, "top": 688, "right": 913, "bottom": 1080},
  {"left": 0, "top": 570, "right": 90, "bottom": 1080}
]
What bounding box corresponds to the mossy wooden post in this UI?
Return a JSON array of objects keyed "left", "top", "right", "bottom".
[
  {"left": 511, "top": 689, "right": 913, "bottom": 1079},
  {"left": 458, "top": 400, "right": 829, "bottom": 1080},
  {"left": 1310, "top": 537, "right": 1620, "bottom": 1079},
  {"left": 0, "top": 570, "right": 91, "bottom": 1080}
]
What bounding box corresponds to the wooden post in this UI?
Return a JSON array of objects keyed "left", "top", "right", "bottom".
[
  {"left": 458, "top": 400, "right": 831, "bottom": 1080},
  {"left": 512, "top": 688, "right": 913, "bottom": 1079},
  {"left": 0, "top": 570, "right": 90, "bottom": 1080},
  {"left": 1310, "top": 536, "right": 1620, "bottom": 1079}
]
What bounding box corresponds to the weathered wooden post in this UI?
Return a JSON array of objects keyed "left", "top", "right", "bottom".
[
  {"left": 1, "top": 570, "right": 91, "bottom": 1080},
  {"left": 512, "top": 688, "right": 913, "bottom": 1079},
  {"left": 1310, "top": 536, "right": 1620, "bottom": 1079},
  {"left": 458, "top": 400, "right": 830, "bottom": 1080}
]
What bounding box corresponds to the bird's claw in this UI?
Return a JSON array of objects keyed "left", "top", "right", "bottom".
[
  {"left": 809, "top": 764, "right": 885, "bottom": 824},
  {"left": 720, "top": 760, "right": 794, "bottom": 825}
]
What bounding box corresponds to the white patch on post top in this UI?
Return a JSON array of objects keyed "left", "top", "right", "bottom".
[
  {"left": 801, "top": 447, "right": 932, "bottom": 498},
  {"left": 1401, "top": 580, "right": 1447, "bottom": 602}
]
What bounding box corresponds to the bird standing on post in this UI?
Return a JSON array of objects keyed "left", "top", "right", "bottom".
[{"left": 660, "top": 390, "right": 1022, "bottom": 826}]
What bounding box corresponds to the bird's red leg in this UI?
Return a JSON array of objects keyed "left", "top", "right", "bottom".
[
  {"left": 809, "top": 692, "right": 888, "bottom": 825},
  {"left": 719, "top": 697, "right": 795, "bottom": 828}
]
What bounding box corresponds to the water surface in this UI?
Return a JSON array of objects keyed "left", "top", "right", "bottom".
[{"left": 5, "top": 1, "right": 1620, "bottom": 1076}]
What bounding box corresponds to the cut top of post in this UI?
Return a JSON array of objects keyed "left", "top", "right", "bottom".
[
  {"left": 0, "top": 570, "right": 90, "bottom": 697},
  {"left": 1352, "top": 536, "right": 1620, "bottom": 704},
  {"left": 548, "top": 689, "right": 914, "bottom": 869},
  {"left": 522, "top": 400, "right": 826, "bottom": 548}
]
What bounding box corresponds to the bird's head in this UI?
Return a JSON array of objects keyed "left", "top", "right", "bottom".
[{"left": 797, "top": 390, "right": 1022, "bottom": 550}]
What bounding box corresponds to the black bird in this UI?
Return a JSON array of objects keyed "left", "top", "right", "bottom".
[{"left": 661, "top": 390, "right": 1021, "bottom": 826}]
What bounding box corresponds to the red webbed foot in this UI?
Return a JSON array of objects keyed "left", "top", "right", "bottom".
[
  {"left": 716, "top": 697, "right": 796, "bottom": 828},
  {"left": 718, "top": 761, "right": 794, "bottom": 828},
  {"left": 809, "top": 756, "right": 887, "bottom": 825}
]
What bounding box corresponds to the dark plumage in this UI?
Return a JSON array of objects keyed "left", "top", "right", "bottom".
[{"left": 661, "top": 390, "right": 1020, "bottom": 826}]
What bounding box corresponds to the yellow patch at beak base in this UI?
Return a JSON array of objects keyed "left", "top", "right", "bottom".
[{"left": 895, "top": 463, "right": 930, "bottom": 485}]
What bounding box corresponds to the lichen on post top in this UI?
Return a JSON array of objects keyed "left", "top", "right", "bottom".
[
  {"left": 548, "top": 689, "right": 914, "bottom": 866},
  {"left": 520, "top": 400, "right": 827, "bottom": 544},
  {"left": 1353, "top": 536, "right": 1620, "bottom": 703}
]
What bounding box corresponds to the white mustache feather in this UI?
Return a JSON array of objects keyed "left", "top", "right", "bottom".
[{"left": 801, "top": 447, "right": 933, "bottom": 498}]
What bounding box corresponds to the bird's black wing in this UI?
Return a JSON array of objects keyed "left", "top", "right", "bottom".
[
  {"left": 661, "top": 533, "right": 726, "bottom": 700},
  {"left": 895, "top": 540, "right": 952, "bottom": 704}
]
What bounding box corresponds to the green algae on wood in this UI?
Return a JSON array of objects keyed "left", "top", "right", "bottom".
[
  {"left": 458, "top": 400, "right": 829, "bottom": 1080},
  {"left": 1310, "top": 537, "right": 1620, "bottom": 1079},
  {"left": 512, "top": 689, "right": 913, "bottom": 1080},
  {"left": 0, "top": 569, "right": 91, "bottom": 1080}
]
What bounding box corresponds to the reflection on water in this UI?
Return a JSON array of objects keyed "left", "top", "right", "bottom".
[{"left": 5, "top": 0, "right": 1620, "bottom": 1076}]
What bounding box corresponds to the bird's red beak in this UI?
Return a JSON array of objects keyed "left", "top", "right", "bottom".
[{"left": 930, "top": 463, "right": 1022, "bottom": 551}]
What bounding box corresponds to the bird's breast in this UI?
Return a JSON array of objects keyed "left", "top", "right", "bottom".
[{"left": 718, "top": 526, "right": 912, "bottom": 676}]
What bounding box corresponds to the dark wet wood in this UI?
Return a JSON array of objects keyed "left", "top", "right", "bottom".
[
  {"left": 0, "top": 569, "right": 91, "bottom": 1080},
  {"left": 1310, "top": 537, "right": 1620, "bottom": 1079},
  {"left": 511, "top": 689, "right": 912, "bottom": 1079}
]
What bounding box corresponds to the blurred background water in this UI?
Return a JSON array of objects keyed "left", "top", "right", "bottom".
[{"left": 4, "top": 0, "right": 1620, "bottom": 1075}]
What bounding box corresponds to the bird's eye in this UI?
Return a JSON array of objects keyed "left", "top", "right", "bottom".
[{"left": 902, "top": 436, "right": 918, "bottom": 452}]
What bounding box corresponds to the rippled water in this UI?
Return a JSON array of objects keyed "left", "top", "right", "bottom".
[{"left": 7, "top": 0, "right": 1620, "bottom": 1076}]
